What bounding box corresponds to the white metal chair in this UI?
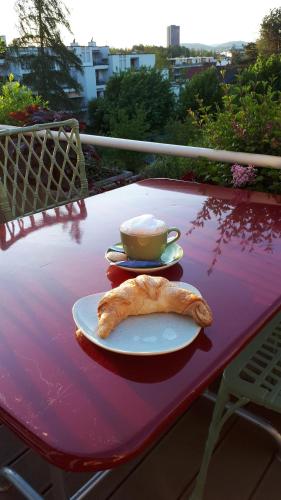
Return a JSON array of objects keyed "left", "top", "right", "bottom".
[{"left": 0, "top": 119, "right": 88, "bottom": 222}]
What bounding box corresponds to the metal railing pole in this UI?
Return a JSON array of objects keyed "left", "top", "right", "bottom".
[{"left": 0, "top": 124, "right": 281, "bottom": 169}]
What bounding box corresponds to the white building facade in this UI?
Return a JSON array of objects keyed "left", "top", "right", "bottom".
[
  {"left": 69, "top": 40, "right": 110, "bottom": 103},
  {"left": 2, "top": 39, "right": 156, "bottom": 108},
  {"left": 108, "top": 53, "right": 155, "bottom": 77}
]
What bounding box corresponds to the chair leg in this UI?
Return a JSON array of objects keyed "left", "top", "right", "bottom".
[
  {"left": 189, "top": 379, "right": 244, "bottom": 500},
  {"left": 0, "top": 467, "right": 42, "bottom": 499}
]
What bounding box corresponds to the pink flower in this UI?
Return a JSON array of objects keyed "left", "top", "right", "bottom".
[{"left": 231, "top": 164, "right": 257, "bottom": 187}]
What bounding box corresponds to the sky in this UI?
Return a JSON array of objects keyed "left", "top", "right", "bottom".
[{"left": 1, "top": 0, "right": 281, "bottom": 48}]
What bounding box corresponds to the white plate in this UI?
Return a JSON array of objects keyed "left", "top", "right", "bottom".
[
  {"left": 72, "top": 282, "right": 202, "bottom": 356},
  {"left": 105, "top": 242, "right": 184, "bottom": 273}
]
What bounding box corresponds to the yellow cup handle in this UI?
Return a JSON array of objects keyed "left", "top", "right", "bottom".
[{"left": 167, "top": 227, "right": 181, "bottom": 246}]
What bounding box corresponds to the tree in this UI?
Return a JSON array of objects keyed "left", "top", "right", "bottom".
[
  {"left": 0, "top": 39, "right": 6, "bottom": 56},
  {"left": 109, "top": 107, "right": 149, "bottom": 141},
  {"left": 13, "top": 0, "right": 82, "bottom": 109},
  {"left": 230, "top": 49, "right": 244, "bottom": 67},
  {"left": 243, "top": 42, "right": 258, "bottom": 65},
  {"left": 0, "top": 39, "right": 8, "bottom": 86},
  {"left": 239, "top": 54, "right": 281, "bottom": 93},
  {"left": 163, "top": 116, "right": 200, "bottom": 146},
  {"left": 178, "top": 67, "right": 223, "bottom": 118},
  {"left": 89, "top": 68, "right": 175, "bottom": 136},
  {"left": 258, "top": 7, "right": 281, "bottom": 56},
  {"left": 87, "top": 97, "right": 108, "bottom": 134},
  {"left": 106, "top": 107, "right": 150, "bottom": 171}
]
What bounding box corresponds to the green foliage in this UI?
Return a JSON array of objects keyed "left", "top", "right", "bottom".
[
  {"left": 0, "top": 75, "right": 45, "bottom": 125},
  {"left": 89, "top": 68, "right": 175, "bottom": 137},
  {"left": 178, "top": 67, "right": 223, "bottom": 118},
  {"left": 188, "top": 83, "right": 281, "bottom": 193},
  {"left": 106, "top": 68, "right": 174, "bottom": 133},
  {"left": 243, "top": 42, "right": 258, "bottom": 65},
  {"left": 93, "top": 28, "right": 281, "bottom": 194},
  {"left": 182, "top": 157, "right": 233, "bottom": 187},
  {"left": 230, "top": 44, "right": 258, "bottom": 71},
  {"left": 163, "top": 116, "right": 201, "bottom": 145},
  {"left": 239, "top": 54, "right": 281, "bottom": 93},
  {"left": 109, "top": 107, "right": 149, "bottom": 140},
  {"left": 104, "top": 107, "right": 150, "bottom": 171},
  {"left": 140, "top": 156, "right": 190, "bottom": 180},
  {"left": 201, "top": 84, "right": 281, "bottom": 155},
  {"left": 0, "top": 40, "right": 8, "bottom": 88},
  {"left": 188, "top": 159, "right": 281, "bottom": 194},
  {"left": 87, "top": 98, "right": 107, "bottom": 134},
  {"left": 13, "top": 0, "right": 82, "bottom": 109},
  {"left": 252, "top": 167, "right": 281, "bottom": 194},
  {"left": 258, "top": 7, "right": 281, "bottom": 56},
  {"left": 139, "top": 77, "right": 281, "bottom": 194},
  {"left": 0, "top": 39, "right": 6, "bottom": 55}
]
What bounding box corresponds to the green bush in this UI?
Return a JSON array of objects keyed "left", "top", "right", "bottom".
[
  {"left": 88, "top": 68, "right": 175, "bottom": 137},
  {"left": 239, "top": 54, "right": 281, "bottom": 93},
  {"left": 101, "top": 107, "right": 150, "bottom": 172},
  {"left": 0, "top": 75, "right": 45, "bottom": 125},
  {"left": 186, "top": 83, "right": 281, "bottom": 193},
  {"left": 178, "top": 67, "right": 223, "bottom": 119},
  {"left": 200, "top": 84, "right": 281, "bottom": 154},
  {"left": 134, "top": 80, "right": 281, "bottom": 194},
  {"left": 163, "top": 116, "right": 201, "bottom": 145},
  {"left": 141, "top": 156, "right": 190, "bottom": 179}
]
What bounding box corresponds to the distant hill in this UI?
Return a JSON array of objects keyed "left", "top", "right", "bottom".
[{"left": 181, "top": 41, "right": 247, "bottom": 51}]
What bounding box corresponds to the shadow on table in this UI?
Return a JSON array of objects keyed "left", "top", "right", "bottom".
[{"left": 75, "top": 328, "right": 212, "bottom": 384}]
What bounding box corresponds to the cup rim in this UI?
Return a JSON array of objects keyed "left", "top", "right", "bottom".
[{"left": 120, "top": 230, "right": 168, "bottom": 238}]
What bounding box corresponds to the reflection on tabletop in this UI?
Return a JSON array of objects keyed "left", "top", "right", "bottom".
[
  {"left": 75, "top": 328, "right": 212, "bottom": 384},
  {"left": 187, "top": 195, "right": 281, "bottom": 274},
  {"left": 106, "top": 262, "right": 184, "bottom": 289},
  {"left": 0, "top": 200, "right": 87, "bottom": 250}
]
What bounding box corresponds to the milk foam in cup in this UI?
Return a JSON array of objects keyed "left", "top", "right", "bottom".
[
  {"left": 120, "top": 214, "right": 168, "bottom": 236},
  {"left": 120, "top": 214, "right": 181, "bottom": 261}
]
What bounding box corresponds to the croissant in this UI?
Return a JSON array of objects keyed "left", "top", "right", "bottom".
[{"left": 97, "top": 275, "right": 212, "bottom": 338}]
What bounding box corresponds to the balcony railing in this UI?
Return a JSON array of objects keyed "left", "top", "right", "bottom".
[
  {"left": 0, "top": 125, "right": 281, "bottom": 169},
  {"left": 93, "top": 59, "right": 109, "bottom": 66}
]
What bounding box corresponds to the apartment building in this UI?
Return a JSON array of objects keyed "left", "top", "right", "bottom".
[
  {"left": 167, "top": 25, "right": 180, "bottom": 47},
  {"left": 108, "top": 53, "right": 155, "bottom": 77},
  {"left": 1, "top": 39, "right": 156, "bottom": 108},
  {"left": 168, "top": 55, "right": 231, "bottom": 96},
  {"left": 69, "top": 39, "right": 109, "bottom": 102},
  {"left": 170, "top": 55, "right": 230, "bottom": 77}
]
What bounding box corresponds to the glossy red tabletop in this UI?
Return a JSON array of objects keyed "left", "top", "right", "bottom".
[{"left": 0, "top": 180, "right": 280, "bottom": 471}]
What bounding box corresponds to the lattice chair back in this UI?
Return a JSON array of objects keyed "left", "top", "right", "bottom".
[{"left": 0, "top": 119, "right": 88, "bottom": 222}]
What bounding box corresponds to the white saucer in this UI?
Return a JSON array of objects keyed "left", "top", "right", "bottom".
[{"left": 72, "top": 282, "right": 202, "bottom": 356}]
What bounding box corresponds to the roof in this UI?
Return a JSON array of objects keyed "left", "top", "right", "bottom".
[
  {"left": 110, "top": 53, "right": 155, "bottom": 56},
  {"left": 185, "top": 65, "right": 212, "bottom": 79}
]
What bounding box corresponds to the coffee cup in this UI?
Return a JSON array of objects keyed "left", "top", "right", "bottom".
[{"left": 120, "top": 214, "right": 181, "bottom": 261}]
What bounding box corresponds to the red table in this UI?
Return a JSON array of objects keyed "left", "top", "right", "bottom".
[{"left": 0, "top": 179, "right": 280, "bottom": 472}]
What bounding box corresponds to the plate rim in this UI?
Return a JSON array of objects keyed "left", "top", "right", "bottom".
[
  {"left": 72, "top": 281, "right": 202, "bottom": 356},
  {"left": 104, "top": 242, "right": 184, "bottom": 273}
]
